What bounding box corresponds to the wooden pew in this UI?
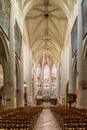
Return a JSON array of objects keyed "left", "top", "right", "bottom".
[
  {"left": 0, "top": 106, "right": 43, "bottom": 130},
  {"left": 50, "top": 106, "right": 87, "bottom": 130}
]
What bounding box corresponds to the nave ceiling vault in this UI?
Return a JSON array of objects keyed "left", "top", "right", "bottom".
[{"left": 22, "top": 0, "right": 76, "bottom": 65}]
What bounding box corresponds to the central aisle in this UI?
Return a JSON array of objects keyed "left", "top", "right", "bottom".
[{"left": 33, "top": 108, "right": 62, "bottom": 130}]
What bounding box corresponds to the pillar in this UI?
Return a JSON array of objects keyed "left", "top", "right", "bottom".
[
  {"left": 56, "top": 66, "right": 60, "bottom": 103},
  {"left": 61, "top": 49, "right": 67, "bottom": 105},
  {"left": 16, "top": 49, "right": 24, "bottom": 107},
  {"left": 31, "top": 65, "right": 35, "bottom": 101},
  {"left": 41, "top": 64, "right": 44, "bottom": 95},
  {"left": 3, "top": 5, "right": 16, "bottom": 107},
  {"left": 77, "top": 0, "right": 87, "bottom": 108},
  {"left": 69, "top": 39, "right": 76, "bottom": 94},
  {"left": 49, "top": 66, "right": 52, "bottom": 94},
  {"left": 58, "top": 63, "right": 62, "bottom": 104},
  {"left": 27, "top": 48, "right": 33, "bottom": 105},
  {"left": 3, "top": 54, "right": 16, "bottom": 107},
  {"left": 34, "top": 65, "right": 37, "bottom": 96},
  {"left": 34, "top": 65, "right": 37, "bottom": 98}
]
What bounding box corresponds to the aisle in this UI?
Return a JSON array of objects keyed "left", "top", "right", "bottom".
[{"left": 33, "top": 108, "right": 62, "bottom": 130}]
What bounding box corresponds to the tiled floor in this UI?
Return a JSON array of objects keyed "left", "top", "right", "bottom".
[{"left": 33, "top": 108, "right": 62, "bottom": 130}]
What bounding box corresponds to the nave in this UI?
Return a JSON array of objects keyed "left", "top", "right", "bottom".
[
  {"left": 33, "top": 108, "right": 62, "bottom": 130},
  {"left": 0, "top": 104, "right": 87, "bottom": 130},
  {"left": 0, "top": 105, "right": 62, "bottom": 130},
  {"left": 0, "top": 0, "right": 87, "bottom": 129}
]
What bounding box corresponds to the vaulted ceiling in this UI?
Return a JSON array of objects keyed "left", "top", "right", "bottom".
[{"left": 22, "top": 0, "right": 76, "bottom": 65}]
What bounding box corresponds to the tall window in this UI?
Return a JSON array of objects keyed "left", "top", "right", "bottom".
[
  {"left": 36, "top": 64, "right": 41, "bottom": 94},
  {"left": 52, "top": 64, "right": 57, "bottom": 94},
  {"left": 37, "top": 64, "right": 41, "bottom": 77},
  {"left": 44, "top": 64, "right": 49, "bottom": 79},
  {"left": 44, "top": 64, "right": 50, "bottom": 94}
]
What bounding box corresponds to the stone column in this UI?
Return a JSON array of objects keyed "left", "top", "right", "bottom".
[
  {"left": 49, "top": 66, "right": 52, "bottom": 94},
  {"left": 3, "top": 5, "right": 16, "bottom": 108},
  {"left": 58, "top": 70, "right": 61, "bottom": 103},
  {"left": 16, "top": 49, "right": 24, "bottom": 107},
  {"left": 69, "top": 40, "right": 76, "bottom": 94},
  {"left": 77, "top": 0, "right": 87, "bottom": 108},
  {"left": 56, "top": 67, "right": 60, "bottom": 103},
  {"left": 3, "top": 55, "right": 16, "bottom": 107},
  {"left": 34, "top": 66, "right": 37, "bottom": 96},
  {"left": 42, "top": 71, "right": 44, "bottom": 95},
  {"left": 31, "top": 65, "right": 34, "bottom": 102},
  {"left": 61, "top": 49, "right": 67, "bottom": 105},
  {"left": 34, "top": 65, "right": 37, "bottom": 99},
  {"left": 68, "top": 38, "right": 76, "bottom": 107},
  {"left": 27, "top": 48, "right": 33, "bottom": 105},
  {"left": 58, "top": 63, "right": 62, "bottom": 104}
]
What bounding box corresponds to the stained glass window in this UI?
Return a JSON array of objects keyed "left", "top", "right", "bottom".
[
  {"left": 44, "top": 64, "right": 50, "bottom": 94},
  {"left": 36, "top": 64, "right": 41, "bottom": 95},
  {"left": 52, "top": 64, "right": 57, "bottom": 94}
]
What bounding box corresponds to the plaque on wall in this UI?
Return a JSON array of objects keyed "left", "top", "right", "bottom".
[
  {"left": 0, "top": 0, "right": 11, "bottom": 39},
  {"left": 79, "top": 80, "right": 87, "bottom": 89}
]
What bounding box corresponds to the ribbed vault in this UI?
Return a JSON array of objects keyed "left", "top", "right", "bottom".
[{"left": 22, "top": 0, "right": 76, "bottom": 65}]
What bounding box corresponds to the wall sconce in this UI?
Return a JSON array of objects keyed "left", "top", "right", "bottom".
[{"left": 24, "top": 81, "right": 27, "bottom": 87}]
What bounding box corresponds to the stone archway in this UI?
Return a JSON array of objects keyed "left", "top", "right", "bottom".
[
  {"left": 0, "top": 30, "right": 9, "bottom": 61},
  {"left": 0, "top": 30, "right": 10, "bottom": 106}
]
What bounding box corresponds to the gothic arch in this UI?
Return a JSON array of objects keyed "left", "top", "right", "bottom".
[{"left": 0, "top": 29, "right": 10, "bottom": 61}]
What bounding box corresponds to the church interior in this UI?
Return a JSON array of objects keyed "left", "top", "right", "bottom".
[{"left": 0, "top": 0, "right": 87, "bottom": 129}]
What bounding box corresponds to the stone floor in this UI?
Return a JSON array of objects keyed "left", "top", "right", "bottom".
[{"left": 33, "top": 108, "right": 62, "bottom": 130}]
